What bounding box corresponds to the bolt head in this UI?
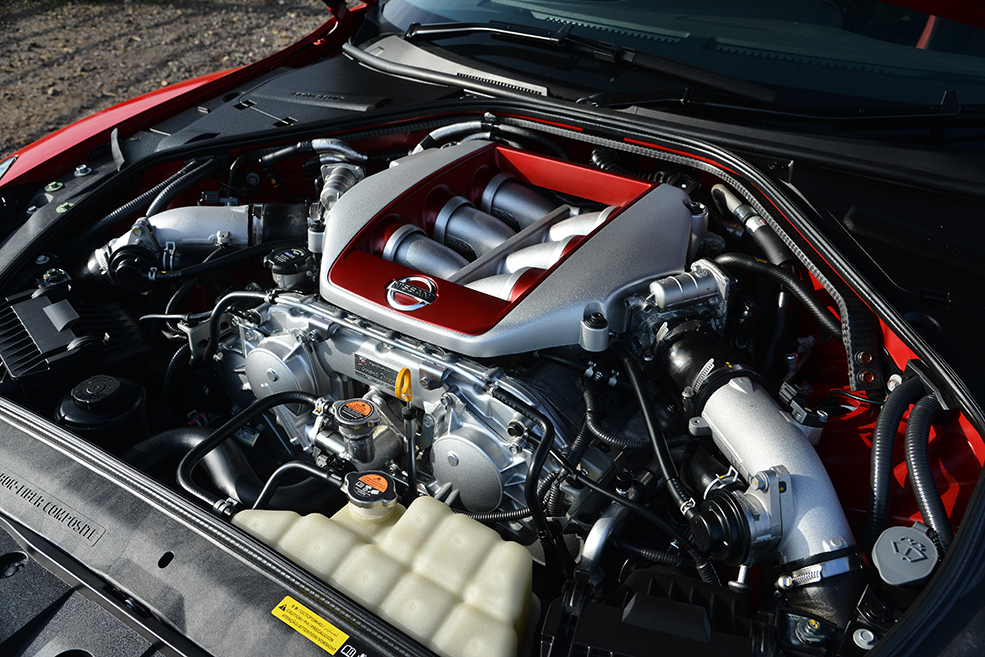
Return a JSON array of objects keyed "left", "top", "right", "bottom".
[
  {"left": 26, "top": 205, "right": 39, "bottom": 214},
  {"left": 853, "top": 628, "right": 878, "bottom": 650},
  {"left": 34, "top": 254, "right": 49, "bottom": 265},
  {"left": 44, "top": 181, "right": 64, "bottom": 193},
  {"left": 74, "top": 164, "right": 92, "bottom": 177},
  {"left": 55, "top": 202, "right": 73, "bottom": 213},
  {"left": 265, "top": 368, "right": 279, "bottom": 382},
  {"left": 419, "top": 377, "right": 431, "bottom": 388},
  {"left": 447, "top": 452, "right": 459, "bottom": 467}
]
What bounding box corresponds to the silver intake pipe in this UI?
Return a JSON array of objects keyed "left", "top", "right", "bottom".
[
  {"left": 501, "top": 236, "right": 575, "bottom": 274},
  {"left": 382, "top": 224, "right": 469, "bottom": 280},
  {"left": 701, "top": 376, "right": 854, "bottom": 564},
  {"left": 480, "top": 173, "right": 563, "bottom": 230},
  {"left": 435, "top": 196, "right": 516, "bottom": 260},
  {"left": 548, "top": 206, "right": 617, "bottom": 241}
]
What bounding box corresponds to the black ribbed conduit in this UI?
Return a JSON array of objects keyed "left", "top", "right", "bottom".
[
  {"left": 488, "top": 387, "right": 568, "bottom": 580},
  {"left": 583, "top": 386, "right": 650, "bottom": 449},
  {"left": 176, "top": 390, "right": 319, "bottom": 514},
  {"left": 905, "top": 395, "right": 954, "bottom": 552},
  {"left": 612, "top": 538, "right": 684, "bottom": 567},
  {"left": 464, "top": 471, "right": 564, "bottom": 522},
  {"left": 145, "top": 158, "right": 222, "bottom": 217},
  {"left": 862, "top": 376, "right": 926, "bottom": 549},
  {"left": 612, "top": 342, "right": 695, "bottom": 520},
  {"left": 590, "top": 147, "right": 664, "bottom": 182},
  {"left": 76, "top": 161, "right": 199, "bottom": 245},
  {"left": 714, "top": 252, "right": 843, "bottom": 340},
  {"left": 553, "top": 457, "right": 719, "bottom": 585}
]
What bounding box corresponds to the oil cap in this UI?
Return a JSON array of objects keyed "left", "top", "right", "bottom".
[
  {"left": 264, "top": 246, "right": 315, "bottom": 291},
  {"left": 343, "top": 471, "right": 398, "bottom": 520},
  {"left": 872, "top": 521, "right": 939, "bottom": 585}
]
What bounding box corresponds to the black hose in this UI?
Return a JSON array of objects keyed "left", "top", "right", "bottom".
[
  {"left": 863, "top": 376, "right": 925, "bottom": 549},
  {"left": 199, "top": 291, "right": 270, "bottom": 365},
  {"left": 77, "top": 161, "right": 199, "bottom": 245},
  {"left": 155, "top": 240, "right": 303, "bottom": 281},
  {"left": 488, "top": 387, "right": 567, "bottom": 579},
  {"left": 612, "top": 538, "right": 684, "bottom": 567},
  {"left": 553, "top": 454, "right": 719, "bottom": 585},
  {"left": 583, "top": 387, "right": 650, "bottom": 449},
  {"left": 252, "top": 461, "right": 342, "bottom": 510},
  {"left": 612, "top": 342, "right": 695, "bottom": 520},
  {"left": 125, "top": 427, "right": 337, "bottom": 513},
  {"left": 714, "top": 252, "right": 843, "bottom": 340},
  {"left": 146, "top": 158, "right": 222, "bottom": 217},
  {"left": 160, "top": 343, "right": 191, "bottom": 424},
  {"left": 904, "top": 395, "right": 953, "bottom": 552},
  {"left": 176, "top": 390, "right": 319, "bottom": 514},
  {"left": 402, "top": 405, "right": 419, "bottom": 502},
  {"left": 461, "top": 471, "right": 565, "bottom": 523},
  {"left": 710, "top": 184, "right": 793, "bottom": 267}
]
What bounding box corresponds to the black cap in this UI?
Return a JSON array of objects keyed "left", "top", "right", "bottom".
[
  {"left": 71, "top": 375, "right": 122, "bottom": 410},
  {"left": 263, "top": 247, "right": 314, "bottom": 275}
]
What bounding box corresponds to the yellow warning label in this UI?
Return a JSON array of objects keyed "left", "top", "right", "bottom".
[
  {"left": 358, "top": 474, "right": 389, "bottom": 492},
  {"left": 271, "top": 596, "right": 350, "bottom": 654}
]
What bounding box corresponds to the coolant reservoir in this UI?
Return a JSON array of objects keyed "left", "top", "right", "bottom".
[{"left": 233, "top": 472, "right": 533, "bottom": 657}]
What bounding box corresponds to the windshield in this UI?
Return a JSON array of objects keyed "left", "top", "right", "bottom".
[{"left": 370, "top": 0, "right": 985, "bottom": 110}]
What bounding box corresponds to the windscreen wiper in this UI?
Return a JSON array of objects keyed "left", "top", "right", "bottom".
[{"left": 403, "top": 21, "right": 777, "bottom": 104}]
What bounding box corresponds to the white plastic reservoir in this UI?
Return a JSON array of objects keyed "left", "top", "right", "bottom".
[{"left": 233, "top": 494, "right": 533, "bottom": 657}]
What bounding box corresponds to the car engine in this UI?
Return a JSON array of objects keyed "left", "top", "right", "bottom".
[{"left": 0, "top": 115, "right": 970, "bottom": 657}]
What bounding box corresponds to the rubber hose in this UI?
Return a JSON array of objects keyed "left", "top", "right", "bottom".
[
  {"left": 862, "top": 376, "right": 926, "bottom": 549},
  {"left": 77, "top": 162, "right": 198, "bottom": 245},
  {"left": 252, "top": 461, "right": 342, "bottom": 509},
  {"left": 155, "top": 240, "right": 303, "bottom": 281},
  {"left": 412, "top": 121, "right": 485, "bottom": 153},
  {"left": 549, "top": 422, "right": 590, "bottom": 516},
  {"left": 710, "top": 184, "right": 792, "bottom": 266},
  {"left": 560, "top": 460, "right": 719, "bottom": 584},
  {"left": 176, "top": 390, "right": 319, "bottom": 513},
  {"left": 714, "top": 252, "right": 843, "bottom": 340},
  {"left": 160, "top": 343, "right": 191, "bottom": 424},
  {"left": 612, "top": 538, "right": 684, "bottom": 567},
  {"left": 904, "top": 395, "right": 953, "bottom": 552},
  {"left": 124, "top": 427, "right": 337, "bottom": 513},
  {"left": 200, "top": 290, "right": 269, "bottom": 365},
  {"left": 612, "top": 342, "right": 695, "bottom": 519},
  {"left": 583, "top": 387, "right": 650, "bottom": 448},
  {"left": 488, "top": 388, "right": 568, "bottom": 580},
  {"left": 146, "top": 158, "right": 221, "bottom": 217}
]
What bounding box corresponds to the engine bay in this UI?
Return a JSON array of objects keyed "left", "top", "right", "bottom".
[{"left": 1, "top": 111, "right": 981, "bottom": 657}]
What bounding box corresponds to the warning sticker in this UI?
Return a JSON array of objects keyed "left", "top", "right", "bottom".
[
  {"left": 272, "top": 596, "right": 350, "bottom": 654},
  {"left": 343, "top": 401, "right": 373, "bottom": 418},
  {"left": 358, "top": 474, "right": 389, "bottom": 493}
]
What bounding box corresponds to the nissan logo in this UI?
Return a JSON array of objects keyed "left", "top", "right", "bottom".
[{"left": 386, "top": 276, "right": 437, "bottom": 311}]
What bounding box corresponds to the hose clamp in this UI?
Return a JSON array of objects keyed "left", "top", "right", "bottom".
[{"left": 776, "top": 553, "right": 865, "bottom": 590}]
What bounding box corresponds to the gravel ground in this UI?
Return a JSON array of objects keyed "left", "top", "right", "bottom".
[{"left": 0, "top": 0, "right": 330, "bottom": 157}]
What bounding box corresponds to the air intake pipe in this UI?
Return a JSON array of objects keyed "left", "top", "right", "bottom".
[{"left": 656, "top": 321, "right": 863, "bottom": 626}]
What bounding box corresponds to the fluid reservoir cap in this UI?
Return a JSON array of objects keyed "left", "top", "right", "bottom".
[
  {"left": 332, "top": 399, "right": 380, "bottom": 434},
  {"left": 343, "top": 471, "right": 397, "bottom": 510},
  {"left": 263, "top": 246, "right": 315, "bottom": 275},
  {"left": 872, "top": 522, "right": 939, "bottom": 586},
  {"left": 71, "top": 375, "right": 122, "bottom": 410}
]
